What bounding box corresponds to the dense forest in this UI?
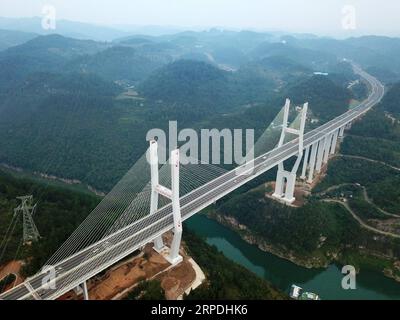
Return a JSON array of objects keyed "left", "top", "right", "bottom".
[
  {"left": 0, "top": 33, "right": 357, "bottom": 191},
  {"left": 335, "top": 83, "right": 400, "bottom": 213}
]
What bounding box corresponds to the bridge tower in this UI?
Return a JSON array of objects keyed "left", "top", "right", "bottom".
[
  {"left": 272, "top": 99, "right": 308, "bottom": 204},
  {"left": 149, "top": 140, "right": 183, "bottom": 265},
  {"left": 14, "top": 196, "right": 40, "bottom": 245}
]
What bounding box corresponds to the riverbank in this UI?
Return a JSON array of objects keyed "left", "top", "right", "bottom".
[
  {"left": 209, "top": 211, "right": 330, "bottom": 269},
  {"left": 186, "top": 214, "right": 400, "bottom": 300},
  {"left": 208, "top": 211, "right": 400, "bottom": 283}
]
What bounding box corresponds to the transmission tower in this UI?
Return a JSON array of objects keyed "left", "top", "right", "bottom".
[{"left": 14, "top": 196, "right": 41, "bottom": 245}]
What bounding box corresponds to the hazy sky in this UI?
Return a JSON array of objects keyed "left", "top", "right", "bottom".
[{"left": 1, "top": 0, "right": 399, "bottom": 36}]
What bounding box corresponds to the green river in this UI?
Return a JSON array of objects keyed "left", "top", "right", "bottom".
[{"left": 186, "top": 214, "right": 400, "bottom": 300}]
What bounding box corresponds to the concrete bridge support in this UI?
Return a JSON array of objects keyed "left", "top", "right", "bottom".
[
  {"left": 307, "top": 142, "right": 319, "bottom": 183},
  {"left": 300, "top": 146, "right": 310, "bottom": 180},
  {"left": 315, "top": 139, "right": 325, "bottom": 172},
  {"left": 339, "top": 126, "right": 345, "bottom": 138},
  {"left": 305, "top": 127, "right": 343, "bottom": 183},
  {"left": 272, "top": 156, "right": 302, "bottom": 204},
  {"left": 330, "top": 130, "right": 339, "bottom": 154},
  {"left": 323, "top": 134, "right": 332, "bottom": 164},
  {"left": 74, "top": 281, "right": 89, "bottom": 300},
  {"left": 305, "top": 128, "right": 340, "bottom": 183},
  {"left": 82, "top": 281, "right": 89, "bottom": 300}
]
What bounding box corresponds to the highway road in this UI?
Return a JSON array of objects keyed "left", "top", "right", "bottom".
[{"left": 0, "top": 64, "right": 385, "bottom": 300}]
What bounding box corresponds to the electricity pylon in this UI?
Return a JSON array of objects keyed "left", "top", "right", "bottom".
[{"left": 14, "top": 196, "right": 41, "bottom": 245}]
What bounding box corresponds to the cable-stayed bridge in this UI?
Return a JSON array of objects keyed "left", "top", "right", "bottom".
[{"left": 0, "top": 64, "right": 384, "bottom": 300}]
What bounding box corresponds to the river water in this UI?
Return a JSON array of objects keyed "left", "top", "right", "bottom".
[{"left": 186, "top": 214, "right": 400, "bottom": 300}]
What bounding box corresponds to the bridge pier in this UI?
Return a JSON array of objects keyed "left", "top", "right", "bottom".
[
  {"left": 300, "top": 146, "right": 310, "bottom": 180},
  {"left": 273, "top": 152, "right": 304, "bottom": 204},
  {"left": 323, "top": 134, "right": 332, "bottom": 164},
  {"left": 315, "top": 139, "right": 325, "bottom": 172},
  {"left": 82, "top": 281, "right": 89, "bottom": 300},
  {"left": 330, "top": 130, "right": 339, "bottom": 154},
  {"left": 339, "top": 126, "right": 345, "bottom": 138},
  {"left": 273, "top": 164, "right": 298, "bottom": 204},
  {"left": 74, "top": 281, "right": 89, "bottom": 300},
  {"left": 305, "top": 128, "right": 341, "bottom": 183},
  {"left": 307, "top": 142, "right": 319, "bottom": 183}
]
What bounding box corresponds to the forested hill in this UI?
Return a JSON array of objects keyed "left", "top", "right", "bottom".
[
  {"left": 0, "top": 34, "right": 109, "bottom": 87},
  {"left": 67, "top": 46, "right": 171, "bottom": 83},
  {"left": 139, "top": 60, "right": 231, "bottom": 111},
  {"left": 0, "top": 31, "right": 372, "bottom": 191},
  {"left": 0, "top": 29, "right": 37, "bottom": 51},
  {"left": 287, "top": 75, "right": 352, "bottom": 121},
  {"left": 379, "top": 82, "right": 400, "bottom": 116}
]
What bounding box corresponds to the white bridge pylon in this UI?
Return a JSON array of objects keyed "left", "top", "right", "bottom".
[
  {"left": 272, "top": 98, "right": 347, "bottom": 204},
  {"left": 149, "top": 140, "right": 183, "bottom": 265},
  {"left": 272, "top": 99, "right": 308, "bottom": 204}
]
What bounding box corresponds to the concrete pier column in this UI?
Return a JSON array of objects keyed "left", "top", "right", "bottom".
[
  {"left": 153, "top": 236, "right": 164, "bottom": 252},
  {"left": 339, "top": 126, "right": 345, "bottom": 138},
  {"left": 283, "top": 172, "right": 296, "bottom": 203},
  {"left": 315, "top": 139, "right": 325, "bottom": 172},
  {"left": 330, "top": 130, "right": 339, "bottom": 154},
  {"left": 273, "top": 168, "right": 285, "bottom": 198},
  {"left": 323, "top": 134, "right": 332, "bottom": 164},
  {"left": 307, "top": 142, "right": 319, "bottom": 183},
  {"left": 82, "top": 281, "right": 89, "bottom": 300},
  {"left": 300, "top": 146, "right": 310, "bottom": 180}
]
